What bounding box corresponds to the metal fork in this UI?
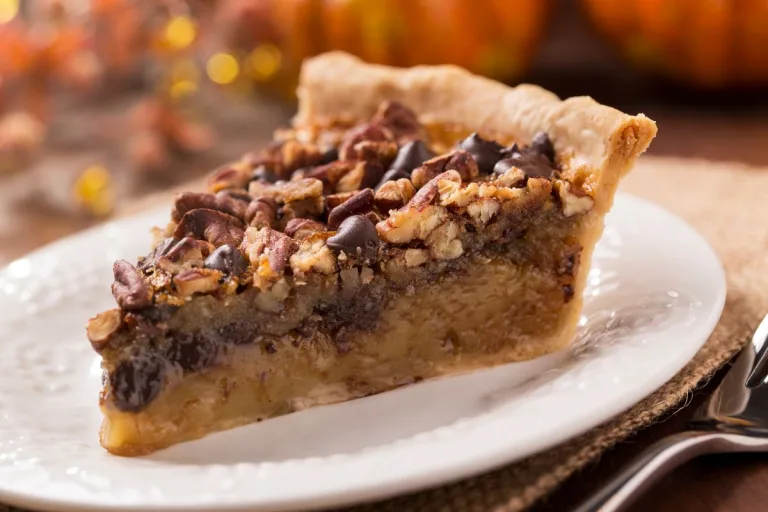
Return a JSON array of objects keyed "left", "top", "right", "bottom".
[{"left": 574, "top": 313, "right": 768, "bottom": 512}]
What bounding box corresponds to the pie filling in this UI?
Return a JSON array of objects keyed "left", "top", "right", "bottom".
[{"left": 87, "top": 65, "right": 650, "bottom": 455}]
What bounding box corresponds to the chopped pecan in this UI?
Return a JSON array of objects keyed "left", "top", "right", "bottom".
[
  {"left": 327, "top": 188, "right": 375, "bottom": 229},
  {"left": 404, "top": 248, "right": 429, "bottom": 267},
  {"left": 248, "top": 177, "right": 323, "bottom": 204},
  {"left": 289, "top": 232, "right": 337, "bottom": 275},
  {"left": 281, "top": 196, "right": 325, "bottom": 225},
  {"left": 411, "top": 150, "right": 476, "bottom": 189},
  {"left": 173, "top": 209, "right": 245, "bottom": 247},
  {"left": 467, "top": 198, "right": 501, "bottom": 224},
  {"left": 372, "top": 101, "right": 425, "bottom": 143},
  {"left": 411, "top": 170, "right": 461, "bottom": 209},
  {"left": 241, "top": 227, "right": 298, "bottom": 277},
  {"left": 374, "top": 178, "right": 415, "bottom": 212},
  {"left": 86, "top": 309, "right": 122, "bottom": 351},
  {"left": 336, "top": 161, "right": 385, "bottom": 192},
  {"left": 207, "top": 163, "right": 251, "bottom": 193},
  {"left": 326, "top": 191, "right": 356, "bottom": 209},
  {"left": 172, "top": 191, "right": 250, "bottom": 223},
  {"left": 339, "top": 122, "right": 397, "bottom": 165},
  {"left": 245, "top": 197, "right": 277, "bottom": 229},
  {"left": 555, "top": 180, "right": 594, "bottom": 217},
  {"left": 156, "top": 237, "right": 214, "bottom": 273},
  {"left": 284, "top": 218, "right": 326, "bottom": 239},
  {"left": 173, "top": 268, "right": 223, "bottom": 297},
  {"left": 112, "top": 260, "right": 152, "bottom": 310},
  {"left": 425, "top": 221, "right": 463, "bottom": 260},
  {"left": 304, "top": 160, "right": 356, "bottom": 189}
]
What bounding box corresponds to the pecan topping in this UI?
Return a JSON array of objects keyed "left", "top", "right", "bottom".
[
  {"left": 112, "top": 260, "right": 152, "bottom": 310},
  {"left": 289, "top": 233, "right": 337, "bottom": 275},
  {"left": 207, "top": 163, "right": 251, "bottom": 193},
  {"left": 241, "top": 227, "right": 298, "bottom": 277},
  {"left": 156, "top": 237, "right": 214, "bottom": 273},
  {"left": 372, "top": 101, "right": 424, "bottom": 143},
  {"left": 248, "top": 177, "right": 323, "bottom": 203},
  {"left": 284, "top": 218, "right": 326, "bottom": 239},
  {"left": 336, "top": 161, "right": 385, "bottom": 193},
  {"left": 250, "top": 165, "right": 277, "bottom": 184},
  {"left": 173, "top": 209, "right": 246, "bottom": 247},
  {"left": 374, "top": 178, "right": 415, "bottom": 212},
  {"left": 326, "top": 191, "right": 356, "bottom": 209},
  {"left": 555, "top": 181, "right": 594, "bottom": 217},
  {"left": 172, "top": 191, "right": 250, "bottom": 223},
  {"left": 86, "top": 309, "right": 122, "bottom": 351},
  {"left": 339, "top": 122, "right": 397, "bottom": 165},
  {"left": 245, "top": 197, "right": 277, "bottom": 229},
  {"left": 411, "top": 150, "right": 476, "bottom": 189},
  {"left": 173, "top": 268, "right": 223, "bottom": 297},
  {"left": 326, "top": 215, "right": 380, "bottom": 263},
  {"left": 374, "top": 167, "right": 410, "bottom": 191},
  {"left": 327, "top": 188, "right": 375, "bottom": 229}
]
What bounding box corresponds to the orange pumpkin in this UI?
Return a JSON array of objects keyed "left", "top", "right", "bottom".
[
  {"left": 582, "top": 0, "right": 768, "bottom": 89},
  {"left": 220, "top": 0, "right": 551, "bottom": 85}
]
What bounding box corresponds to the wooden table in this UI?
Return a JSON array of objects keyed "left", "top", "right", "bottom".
[{"left": 1, "top": 99, "right": 767, "bottom": 512}]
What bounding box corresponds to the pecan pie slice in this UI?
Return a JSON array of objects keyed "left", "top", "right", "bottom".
[{"left": 87, "top": 52, "right": 657, "bottom": 456}]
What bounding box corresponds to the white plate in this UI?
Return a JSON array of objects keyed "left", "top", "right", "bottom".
[{"left": 0, "top": 193, "right": 725, "bottom": 512}]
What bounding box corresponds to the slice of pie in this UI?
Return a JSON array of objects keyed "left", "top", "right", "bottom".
[{"left": 86, "top": 52, "right": 657, "bottom": 456}]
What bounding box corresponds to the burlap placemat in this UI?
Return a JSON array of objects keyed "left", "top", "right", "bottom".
[{"left": 2, "top": 156, "right": 766, "bottom": 512}]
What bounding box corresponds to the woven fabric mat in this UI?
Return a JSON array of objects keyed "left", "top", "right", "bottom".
[{"left": 3, "top": 155, "right": 767, "bottom": 512}]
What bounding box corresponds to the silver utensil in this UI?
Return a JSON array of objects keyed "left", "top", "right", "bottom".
[{"left": 574, "top": 313, "right": 768, "bottom": 512}]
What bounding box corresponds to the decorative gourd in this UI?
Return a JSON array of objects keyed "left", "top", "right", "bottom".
[
  {"left": 582, "top": 0, "right": 768, "bottom": 89},
  {"left": 219, "top": 0, "right": 551, "bottom": 84}
]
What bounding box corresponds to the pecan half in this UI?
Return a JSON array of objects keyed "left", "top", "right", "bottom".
[
  {"left": 241, "top": 227, "right": 298, "bottom": 277},
  {"left": 207, "top": 163, "right": 251, "bottom": 193},
  {"left": 173, "top": 268, "right": 223, "bottom": 297},
  {"left": 86, "top": 309, "right": 122, "bottom": 351},
  {"left": 327, "top": 188, "right": 375, "bottom": 229},
  {"left": 339, "top": 123, "right": 397, "bottom": 165},
  {"left": 411, "top": 150, "right": 477, "bottom": 189},
  {"left": 245, "top": 196, "right": 277, "bottom": 229},
  {"left": 112, "top": 260, "right": 152, "bottom": 310},
  {"left": 372, "top": 101, "right": 425, "bottom": 143},
  {"left": 284, "top": 218, "right": 326, "bottom": 239},
  {"left": 173, "top": 209, "right": 245, "bottom": 247},
  {"left": 336, "top": 161, "right": 385, "bottom": 192},
  {"left": 374, "top": 178, "right": 415, "bottom": 212},
  {"left": 172, "top": 191, "right": 250, "bottom": 223}
]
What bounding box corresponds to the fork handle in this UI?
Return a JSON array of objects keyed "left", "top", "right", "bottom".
[{"left": 573, "top": 431, "right": 768, "bottom": 512}]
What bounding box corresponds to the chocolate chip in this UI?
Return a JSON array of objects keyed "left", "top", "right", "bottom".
[
  {"left": 531, "top": 131, "right": 555, "bottom": 163},
  {"left": 390, "top": 140, "right": 435, "bottom": 173},
  {"left": 327, "top": 188, "right": 375, "bottom": 229},
  {"left": 326, "top": 215, "right": 380, "bottom": 263},
  {"left": 495, "top": 153, "right": 554, "bottom": 179},
  {"left": 457, "top": 133, "right": 504, "bottom": 174},
  {"left": 165, "top": 331, "right": 219, "bottom": 372},
  {"left": 204, "top": 244, "right": 248, "bottom": 275},
  {"left": 250, "top": 165, "right": 277, "bottom": 184},
  {"left": 112, "top": 260, "right": 152, "bottom": 310},
  {"left": 110, "top": 353, "right": 164, "bottom": 411},
  {"left": 465, "top": 223, "right": 476, "bottom": 233},
  {"left": 374, "top": 168, "right": 410, "bottom": 191},
  {"left": 563, "top": 284, "right": 574, "bottom": 302},
  {"left": 265, "top": 342, "right": 278, "bottom": 354},
  {"left": 319, "top": 147, "right": 338, "bottom": 164}
]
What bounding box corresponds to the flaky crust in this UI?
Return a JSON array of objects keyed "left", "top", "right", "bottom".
[{"left": 295, "top": 52, "right": 657, "bottom": 216}]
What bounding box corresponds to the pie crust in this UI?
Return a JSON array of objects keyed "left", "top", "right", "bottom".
[{"left": 87, "top": 52, "right": 657, "bottom": 456}]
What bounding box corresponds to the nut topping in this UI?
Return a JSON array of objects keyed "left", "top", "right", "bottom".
[
  {"left": 245, "top": 196, "right": 277, "bottom": 229},
  {"left": 241, "top": 227, "right": 298, "bottom": 277},
  {"left": 411, "top": 150, "right": 476, "bottom": 189},
  {"left": 555, "top": 181, "right": 594, "bottom": 217},
  {"left": 336, "top": 161, "right": 385, "bottom": 193},
  {"left": 207, "top": 163, "right": 251, "bottom": 193},
  {"left": 327, "top": 188, "right": 375, "bottom": 229},
  {"left": 112, "top": 260, "right": 152, "bottom": 310},
  {"left": 284, "top": 218, "right": 326, "bottom": 239},
  {"left": 326, "top": 215, "right": 380, "bottom": 263},
  {"left": 339, "top": 122, "right": 396, "bottom": 163},
  {"left": 174, "top": 208, "right": 246, "bottom": 247},
  {"left": 86, "top": 309, "right": 122, "bottom": 351},
  {"left": 374, "top": 178, "right": 415, "bottom": 212},
  {"left": 173, "top": 268, "right": 223, "bottom": 297},
  {"left": 290, "top": 233, "right": 337, "bottom": 275},
  {"left": 372, "top": 101, "right": 424, "bottom": 143}
]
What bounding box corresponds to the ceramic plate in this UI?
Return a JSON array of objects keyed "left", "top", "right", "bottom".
[{"left": 0, "top": 193, "right": 725, "bottom": 512}]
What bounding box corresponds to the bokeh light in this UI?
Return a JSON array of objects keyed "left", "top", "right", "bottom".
[
  {"left": 245, "top": 44, "right": 282, "bottom": 81},
  {"left": 0, "top": 0, "right": 19, "bottom": 23},
  {"left": 207, "top": 53, "right": 239, "bottom": 84},
  {"left": 164, "top": 15, "right": 196, "bottom": 51},
  {"left": 73, "top": 164, "right": 114, "bottom": 216}
]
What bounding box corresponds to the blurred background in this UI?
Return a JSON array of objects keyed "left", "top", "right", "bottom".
[{"left": 0, "top": 0, "right": 766, "bottom": 263}]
